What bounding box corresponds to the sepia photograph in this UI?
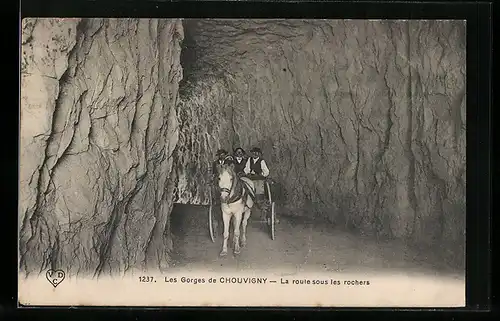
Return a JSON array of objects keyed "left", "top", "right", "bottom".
[{"left": 19, "top": 17, "right": 466, "bottom": 307}]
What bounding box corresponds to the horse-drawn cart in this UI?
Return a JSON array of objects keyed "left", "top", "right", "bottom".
[{"left": 208, "top": 176, "right": 277, "bottom": 242}]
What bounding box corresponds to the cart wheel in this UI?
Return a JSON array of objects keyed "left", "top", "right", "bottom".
[
  {"left": 270, "top": 202, "right": 276, "bottom": 240},
  {"left": 208, "top": 187, "right": 217, "bottom": 243},
  {"left": 209, "top": 204, "right": 217, "bottom": 243},
  {"left": 264, "top": 180, "right": 276, "bottom": 241}
]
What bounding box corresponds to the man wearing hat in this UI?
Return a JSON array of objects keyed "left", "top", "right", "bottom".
[
  {"left": 232, "top": 147, "right": 247, "bottom": 177},
  {"left": 243, "top": 147, "right": 270, "bottom": 195},
  {"left": 243, "top": 147, "right": 272, "bottom": 220},
  {"left": 209, "top": 149, "right": 234, "bottom": 235},
  {"left": 211, "top": 149, "right": 234, "bottom": 178}
]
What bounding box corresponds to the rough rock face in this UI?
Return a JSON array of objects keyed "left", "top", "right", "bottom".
[
  {"left": 19, "top": 18, "right": 466, "bottom": 276},
  {"left": 177, "top": 19, "right": 466, "bottom": 259},
  {"left": 173, "top": 76, "right": 236, "bottom": 204},
  {"left": 19, "top": 18, "right": 184, "bottom": 276}
]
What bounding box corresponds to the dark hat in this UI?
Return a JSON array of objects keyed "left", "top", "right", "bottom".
[
  {"left": 234, "top": 147, "right": 245, "bottom": 154},
  {"left": 250, "top": 147, "right": 262, "bottom": 153},
  {"left": 216, "top": 149, "right": 227, "bottom": 156}
]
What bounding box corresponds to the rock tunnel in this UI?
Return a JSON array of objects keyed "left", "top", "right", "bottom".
[{"left": 19, "top": 18, "right": 466, "bottom": 277}]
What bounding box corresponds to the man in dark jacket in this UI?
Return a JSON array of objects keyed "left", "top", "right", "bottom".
[
  {"left": 209, "top": 149, "right": 233, "bottom": 236},
  {"left": 232, "top": 147, "right": 247, "bottom": 177},
  {"left": 243, "top": 147, "right": 270, "bottom": 180},
  {"left": 211, "top": 149, "right": 234, "bottom": 182},
  {"left": 243, "top": 147, "right": 272, "bottom": 218}
]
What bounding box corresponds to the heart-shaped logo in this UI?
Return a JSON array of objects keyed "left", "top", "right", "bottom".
[{"left": 46, "top": 269, "right": 65, "bottom": 288}]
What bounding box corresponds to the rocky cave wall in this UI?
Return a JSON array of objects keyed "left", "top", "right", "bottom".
[
  {"left": 176, "top": 19, "right": 466, "bottom": 258},
  {"left": 173, "top": 75, "right": 237, "bottom": 204},
  {"left": 20, "top": 18, "right": 184, "bottom": 276},
  {"left": 19, "top": 18, "right": 466, "bottom": 276}
]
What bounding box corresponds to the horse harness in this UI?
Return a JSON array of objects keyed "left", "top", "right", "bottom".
[{"left": 220, "top": 175, "right": 255, "bottom": 207}]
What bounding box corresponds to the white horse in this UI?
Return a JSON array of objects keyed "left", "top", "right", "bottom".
[{"left": 216, "top": 162, "right": 256, "bottom": 256}]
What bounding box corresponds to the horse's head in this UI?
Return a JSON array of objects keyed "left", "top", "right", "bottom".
[{"left": 217, "top": 162, "right": 235, "bottom": 202}]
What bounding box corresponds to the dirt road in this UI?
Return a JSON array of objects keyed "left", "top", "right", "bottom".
[{"left": 169, "top": 204, "right": 464, "bottom": 281}]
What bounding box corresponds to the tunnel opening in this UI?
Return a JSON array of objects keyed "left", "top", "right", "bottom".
[{"left": 168, "top": 18, "right": 466, "bottom": 273}]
